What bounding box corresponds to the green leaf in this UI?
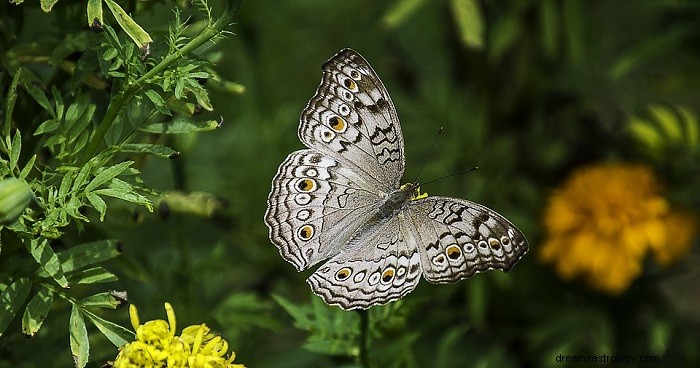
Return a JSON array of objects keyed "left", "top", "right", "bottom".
[
  {"left": 94, "top": 187, "right": 152, "bottom": 210},
  {"left": 116, "top": 143, "right": 179, "bottom": 159},
  {"left": 139, "top": 118, "right": 221, "bottom": 134},
  {"left": 103, "top": 0, "right": 153, "bottom": 49},
  {"left": 539, "top": 0, "right": 560, "bottom": 59},
  {"left": 10, "top": 129, "right": 21, "bottom": 171},
  {"left": 52, "top": 85, "right": 64, "bottom": 118},
  {"left": 72, "top": 159, "right": 94, "bottom": 192},
  {"left": 19, "top": 154, "right": 36, "bottom": 180},
  {"left": 272, "top": 295, "right": 313, "bottom": 330},
  {"left": 84, "top": 311, "right": 133, "bottom": 348},
  {"left": 58, "top": 171, "right": 74, "bottom": 199},
  {"left": 85, "top": 192, "right": 107, "bottom": 221},
  {"left": 67, "top": 267, "right": 118, "bottom": 284},
  {"left": 649, "top": 105, "right": 682, "bottom": 141},
  {"left": 34, "top": 119, "right": 60, "bottom": 136},
  {"left": 451, "top": 0, "right": 484, "bottom": 49},
  {"left": 4, "top": 69, "right": 21, "bottom": 137},
  {"left": 678, "top": 106, "right": 699, "bottom": 147},
  {"left": 144, "top": 90, "right": 171, "bottom": 115},
  {"left": 87, "top": 0, "right": 104, "bottom": 30},
  {"left": 70, "top": 306, "right": 90, "bottom": 368},
  {"left": 562, "top": 0, "right": 584, "bottom": 64},
  {"left": 21, "top": 286, "right": 54, "bottom": 336},
  {"left": 0, "top": 278, "right": 32, "bottom": 336},
  {"left": 80, "top": 292, "right": 122, "bottom": 309},
  {"left": 56, "top": 240, "right": 121, "bottom": 274},
  {"left": 383, "top": 0, "right": 427, "bottom": 28},
  {"left": 85, "top": 161, "right": 133, "bottom": 192},
  {"left": 27, "top": 238, "right": 69, "bottom": 288},
  {"left": 23, "top": 82, "right": 55, "bottom": 118},
  {"left": 489, "top": 15, "right": 521, "bottom": 61}
]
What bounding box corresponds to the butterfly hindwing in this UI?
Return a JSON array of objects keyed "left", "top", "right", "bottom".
[
  {"left": 299, "top": 49, "right": 405, "bottom": 190},
  {"left": 406, "top": 197, "right": 528, "bottom": 283},
  {"left": 307, "top": 215, "right": 422, "bottom": 310}
]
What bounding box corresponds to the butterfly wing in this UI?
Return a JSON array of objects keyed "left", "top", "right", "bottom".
[
  {"left": 307, "top": 214, "right": 422, "bottom": 310},
  {"left": 299, "top": 48, "right": 405, "bottom": 191},
  {"left": 265, "top": 149, "right": 383, "bottom": 271},
  {"left": 405, "top": 197, "right": 528, "bottom": 283}
]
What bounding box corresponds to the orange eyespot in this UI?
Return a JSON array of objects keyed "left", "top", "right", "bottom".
[
  {"left": 328, "top": 116, "right": 346, "bottom": 132},
  {"left": 297, "top": 225, "right": 314, "bottom": 240},
  {"left": 488, "top": 238, "right": 500, "bottom": 249},
  {"left": 446, "top": 245, "right": 462, "bottom": 260},
  {"left": 381, "top": 267, "right": 395, "bottom": 283},
  {"left": 335, "top": 267, "right": 352, "bottom": 281},
  {"left": 343, "top": 78, "right": 356, "bottom": 90},
  {"left": 296, "top": 178, "right": 317, "bottom": 192}
]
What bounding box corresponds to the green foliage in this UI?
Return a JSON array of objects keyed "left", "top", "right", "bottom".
[
  {"left": 2, "top": 0, "right": 700, "bottom": 367},
  {"left": 1, "top": 1, "right": 237, "bottom": 366}
]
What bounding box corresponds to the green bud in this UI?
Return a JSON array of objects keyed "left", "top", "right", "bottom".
[{"left": 0, "top": 178, "right": 33, "bottom": 225}]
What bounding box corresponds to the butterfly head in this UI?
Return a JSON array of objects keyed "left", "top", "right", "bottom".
[{"left": 400, "top": 183, "right": 428, "bottom": 201}]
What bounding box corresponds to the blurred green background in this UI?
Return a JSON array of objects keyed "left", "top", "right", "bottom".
[{"left": 2, "top": 0, "right": 700, "bottom": 367}]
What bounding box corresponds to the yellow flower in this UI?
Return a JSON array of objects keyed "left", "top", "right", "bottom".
[
  {"left": 539, "top": 163, "right": 697, "bottom": 294},
  {"left": 112, "top": 302, "right": 245, "bottom": 368}
]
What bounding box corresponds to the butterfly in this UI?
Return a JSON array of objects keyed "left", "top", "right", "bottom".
[{"left": 265, "top": 49, "right": 528, "bottom": 310}]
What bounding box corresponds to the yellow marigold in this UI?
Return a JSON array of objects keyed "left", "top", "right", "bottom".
[
  {"left": 539, "top": 163, "right": 697, "bottom": 294},
  {"left": 112, "top": 302, "right": 245, "bottom": 368}
]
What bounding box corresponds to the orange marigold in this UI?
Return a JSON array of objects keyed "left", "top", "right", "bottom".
[{"left": 539, "top": 163, "right": 697, "bottom": 294}]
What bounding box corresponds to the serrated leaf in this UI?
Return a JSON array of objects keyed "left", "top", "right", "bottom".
[
  {"left": 4, "top": 69, "right": 21, "bottom": 132},
  {"left": 94, "top": 187, "right": 152, "bottom": 211},
  {"left": 21, "top": 286, "right": 53, "bottom": 336},
  {"left": 84, "top": 311, "right": 133, "bottom": 348},
  {"left": 0, "top": 278, "right": 32, "bottom": 336},
  {"left": 26, "top": 238, "right": 69, "bottom": 288},
  {"left": 116, "top": 143, "right": 179, "bottom": 159},
  {"left": 67, "top": 266, "right": 118, "bottom": 284},
  {"left": 23, "top": 82, "right": 55, "bottom": 118},
  {"left": 72, "top": 161, "right": 93, "bottom": 193},
  {"left": 68, "top": 104, "right": 96, "bottom": 142},
  {"left": 19, "top": 154, "right": 36, "bottom": 180},
  {"left": 10, "top": 130, "right": 21, "bottom": 171},
  {"left": 70, "top": 306, "right": 89, "bottom": 368},
  {"left": 80, "top": 292, "right": 122, "bottom": 309},
  {"left": 54, "top": 240, "right": 121, "bottom": 274},
  {"left": 85, "top": 161, "right": 133, "bottom": 192},
  {"left": 52, "top": 86, "right": 64, "bottom": 118},
  {"left": 103, "top": 0, "right": 153, "bottom": 49},
  {"left": 58, "top": 171, "right": 73, "bottom": 199},
  {"left": 140, "top": 118, "right": 220, "bottom": 134},
  {"left": 272, "top": 294, "right": 313, "bottom": 330},
  {"left": 144, "top": 90, "right": 171, "bottom": 115},
  {"left": 451, "top": 0, "right": 484, "bottom": 49},
  {"left": 85, "top": 192, "right": 106, "bottom": 221},
  {"left": 34, "top": 119, "right": 60, "bottom": 136}
]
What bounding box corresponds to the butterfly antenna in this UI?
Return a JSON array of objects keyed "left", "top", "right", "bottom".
[
  {"left": 412, "top": 127, "right": 444, "bottom": 183},
  {"left": 421, "top": 167, "right": 479, "bottom": 186}
]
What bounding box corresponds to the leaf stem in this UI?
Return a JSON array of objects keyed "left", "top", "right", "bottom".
[{"left": 358, "top": 309, "right": 371, "bottom": 368}]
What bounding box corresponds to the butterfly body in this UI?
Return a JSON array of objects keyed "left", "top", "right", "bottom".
[{"left": 265, "top": 49, "right": 528, "bottom": 310}]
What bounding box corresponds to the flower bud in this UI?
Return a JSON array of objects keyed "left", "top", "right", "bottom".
[{"left": 0, "top": 178, "right": 33, "bottom": 225}]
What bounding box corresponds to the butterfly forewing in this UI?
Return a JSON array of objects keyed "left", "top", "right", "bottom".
[{"left": 299, "top": 49, "right": 405, "bottom": 191}]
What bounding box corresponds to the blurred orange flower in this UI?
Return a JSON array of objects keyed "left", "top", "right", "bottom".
[{"left": 539, "top": 163, "right": 697, "bottom": 294}]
